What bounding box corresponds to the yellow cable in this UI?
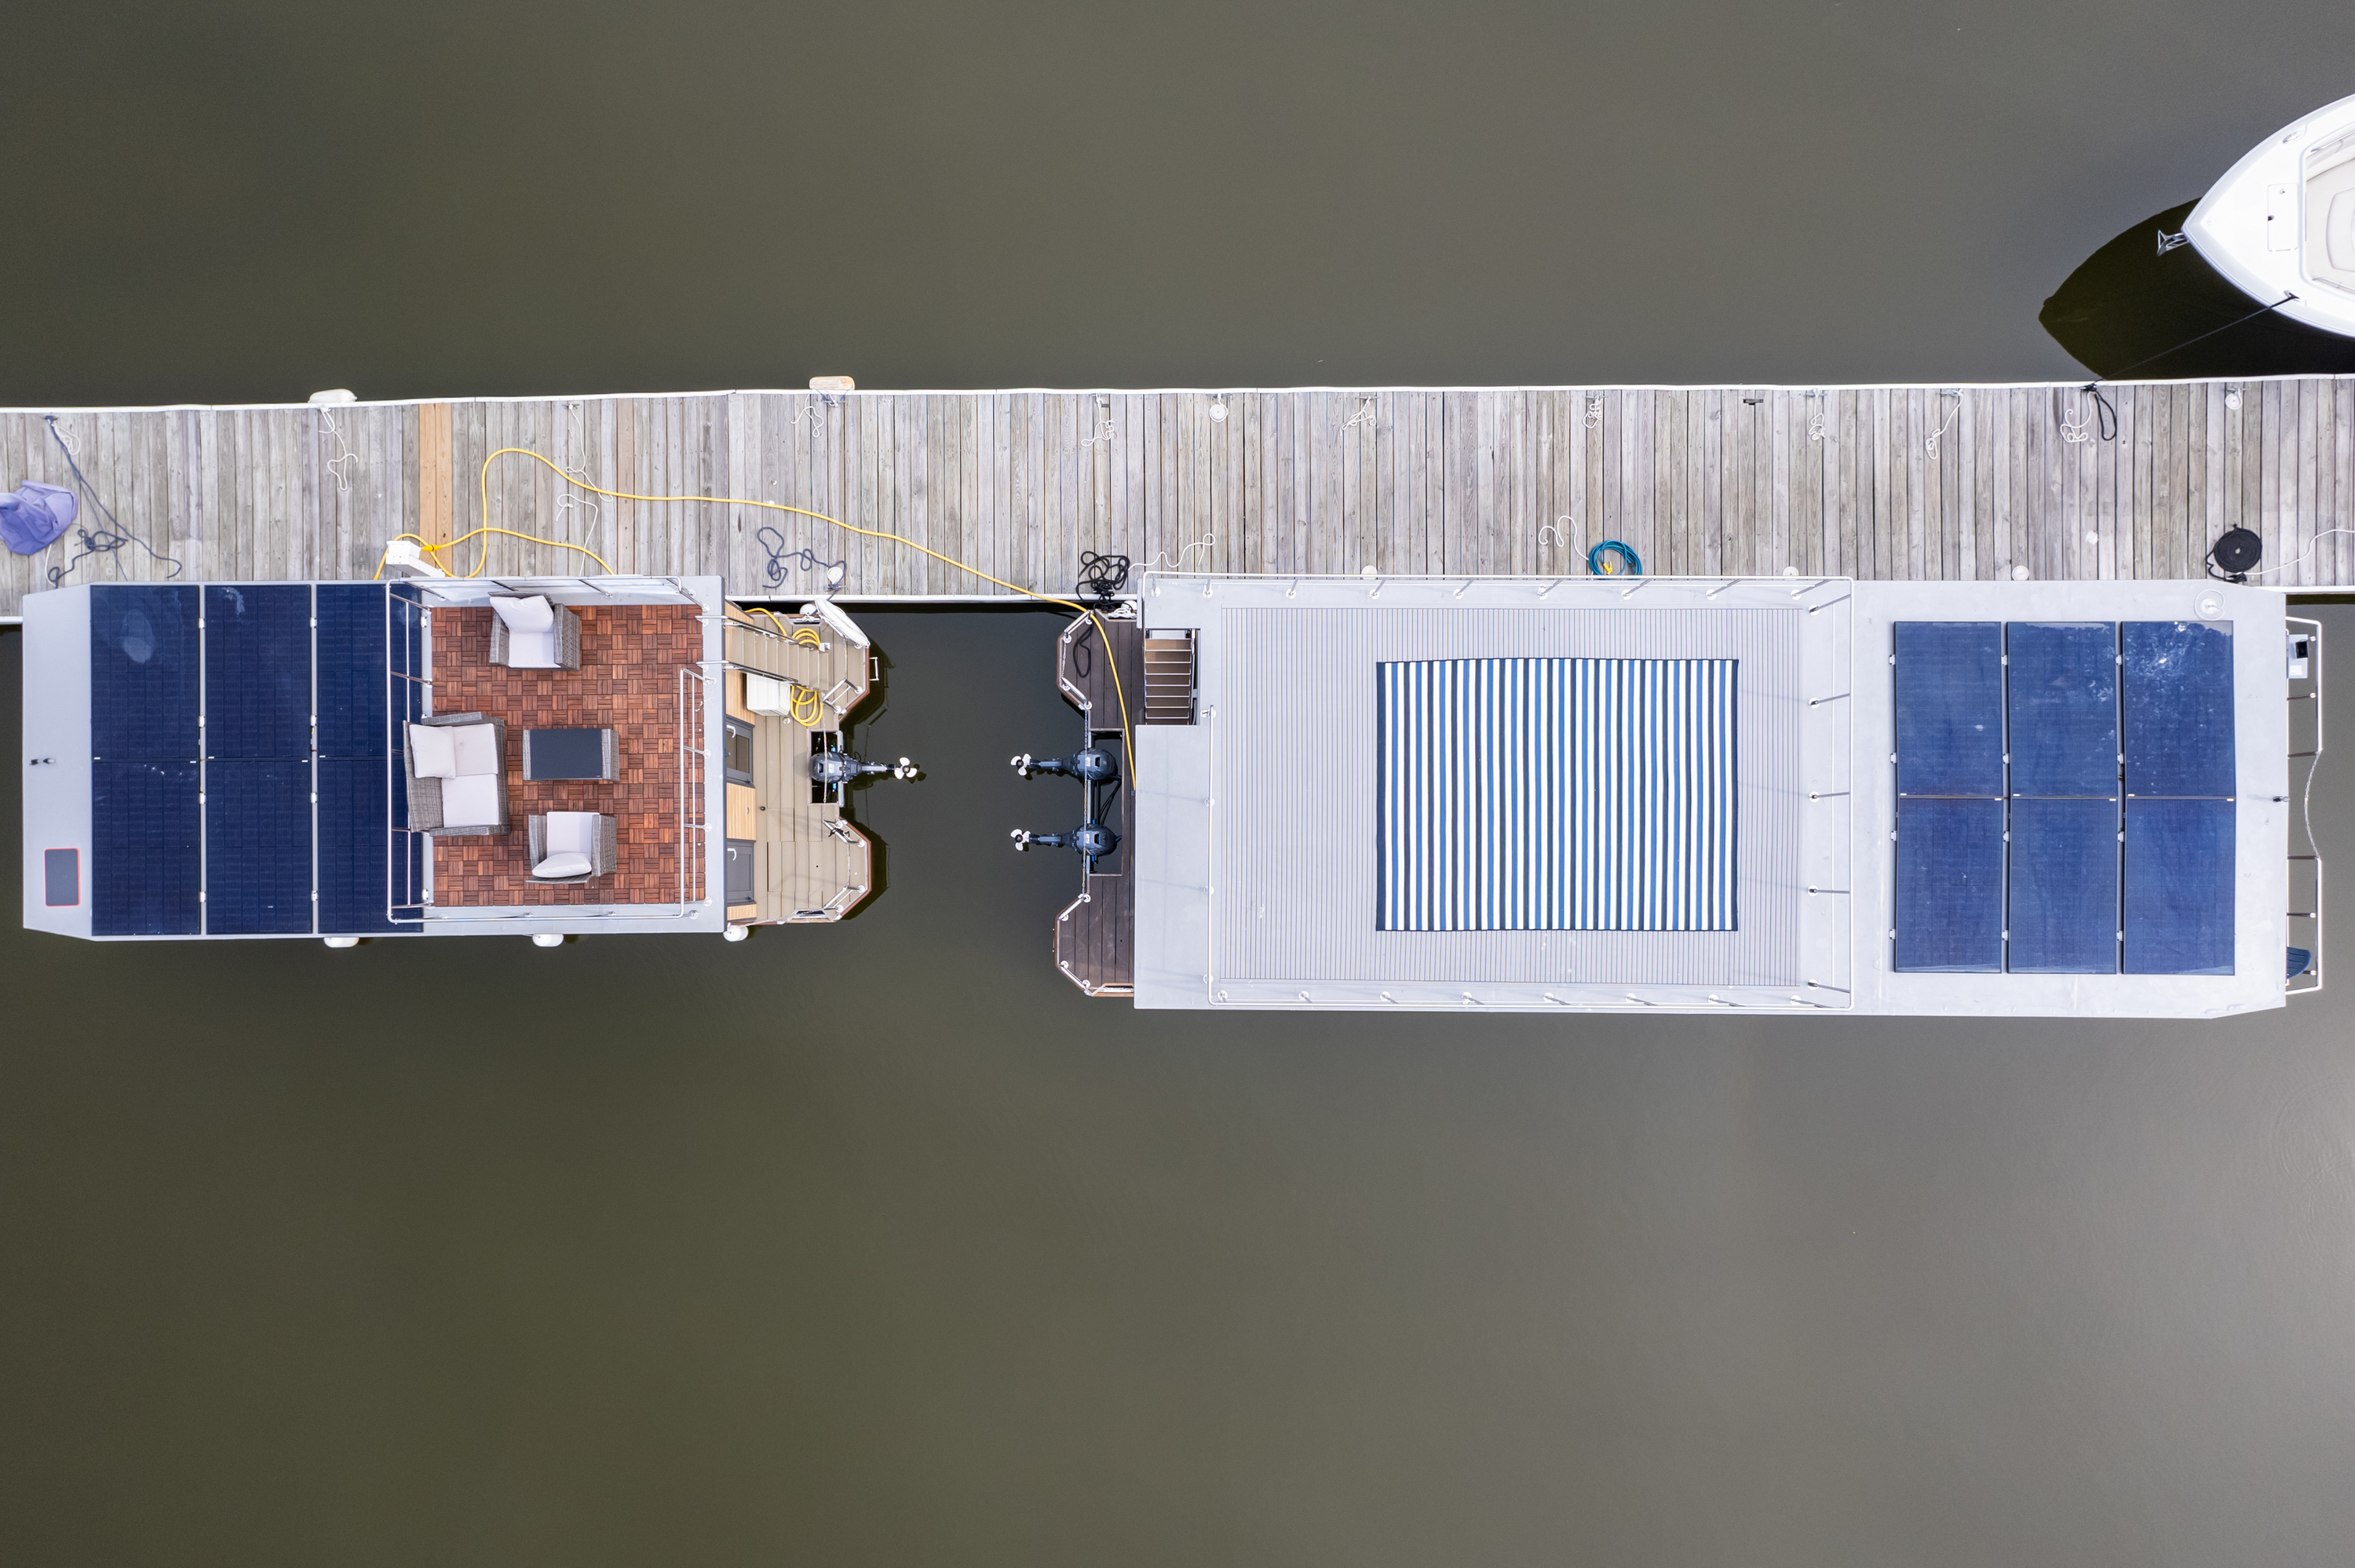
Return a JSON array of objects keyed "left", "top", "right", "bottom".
[
  {"left": 371, "top": 526, "right": 611, "bottom": 579},
  {"left": 476, "top": 446, "right": 1138, "bottom": 778}
]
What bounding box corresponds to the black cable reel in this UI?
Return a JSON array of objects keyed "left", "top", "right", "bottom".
[{"left": 2207, "top": 527, "right": 2262, "bottom": 582}]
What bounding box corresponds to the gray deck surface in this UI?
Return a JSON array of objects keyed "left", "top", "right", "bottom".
[{"left": 6, "top": 377, "right": 2353, "bottom": 617}]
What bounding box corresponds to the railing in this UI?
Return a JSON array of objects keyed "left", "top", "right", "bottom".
[
  {"left": 2287, "top": 617, "right": 2324, "bottom": 997},
  {"left": 386, "top": 583, "right": 429, "bottom": 925},
  {"left": 678, "top": 664, "right": 710, "bottom": 907}
]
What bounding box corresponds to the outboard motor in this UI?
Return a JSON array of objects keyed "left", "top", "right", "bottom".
[
  {"left": 1010, "top": 822, "right": 1121, "bottom": 865},
  {"left": 812, "top": 743, "right": 919, "bottom": 786},
  {"left": 1010, "top": 746, "right": 1119, "bottom": 782}
]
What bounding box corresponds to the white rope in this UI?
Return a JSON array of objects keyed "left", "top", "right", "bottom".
[
  {"left": 552, "top": 402, "right": 599, "bottom": 547},
  {"left": 1924, "top": 392, "right": 1960, "bottom": 458},
  {"left": 1145, "top": 532, "right": 1215, "bottom": 571},
  {"left": 1343, "top": 396, "right": 1378, "bottom": 431},
  {"left": 1539, "top": 517, "right": 1571, "bottom": 552},
  {"left": 2253, "top": 527, "right": 2355, "bottom": 580},
  {"left": 1584, "top": 397, "right": 1603, "bottom": 431},
  {"left": 316, "top": 409, "right": 359, "bottom": 496},
  {"left": 2058, "top": 391, "right": 2094, "bottom": 445},
  {"left": 1806, "top": 392, "right": 1827, "bottom": 443}
]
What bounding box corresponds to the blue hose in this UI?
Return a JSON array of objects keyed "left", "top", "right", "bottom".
[{"left": 1586, "top": 539, "right": 1642, "bottom": 577}]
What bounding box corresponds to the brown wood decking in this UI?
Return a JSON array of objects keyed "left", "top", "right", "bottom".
[
  {"left": 428, "top": 601, "right": 699, "bottom": 906},
  {"left": 1056, "top": 873, "right": 1134, "bottom": 998}
]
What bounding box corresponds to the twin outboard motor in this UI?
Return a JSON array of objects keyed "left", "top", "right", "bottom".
[
  {"left": 1010, "top": 822, "right": 1122, "bottom": 863},
  {"left": 1009, "top": 742, "right": 1120, "bottom": 866},
  {"left": 1010, "top": 746, "right": 1119, "bottom": 782}
]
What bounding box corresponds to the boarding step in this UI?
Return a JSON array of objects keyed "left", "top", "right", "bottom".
[{"left": 1142, "top": 631, "right": 1196, "bottom": 725}]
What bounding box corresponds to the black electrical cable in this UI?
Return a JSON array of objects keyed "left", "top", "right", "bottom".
[
  {"left": 41, "top": 415, "right": 184, "bottom": 587},
  {"left": 754, "top": 523, "right": 844, "bottom": 589}
]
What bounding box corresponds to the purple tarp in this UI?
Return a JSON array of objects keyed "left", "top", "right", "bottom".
[{"left": 1, "top": 481, "right": 77, "bottom": 555}]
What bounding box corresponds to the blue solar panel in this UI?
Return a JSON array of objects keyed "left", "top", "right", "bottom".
[
  {"left": 2123, "top": 622, "right": 2235, "bottom": 797},
  {"left": 91, "top": 759, "right": 200, "bottom": 935},
  {"left": 316, "top": 584, "right": 391, "bottom": 758},
  {"left": 203, "top": 759, "right": 314, "bottom": 934},
  {"left": 2007, "top": 623, "right": 2118, "bottom": 797},
  {"left": 90, "top": 585, "right": 199, "bottom": 760},
  {"left": 1894, "top": 622, "right": 2004, "bottom": 797},
  {"left": 2007, "top": 797, "right": 2119, "bottom": 972},
  {"left": 203, "top": 585, "right": 311, "bottom": 759},
  {"left": 2123, "top": 799, "right": 2235, "bottom": 974},
  {"left": 1894, "top": 797, "right": 2004, "bottom": 972},
  {"left": 316, "top": 757, "right": 407, "bottom": 933}
]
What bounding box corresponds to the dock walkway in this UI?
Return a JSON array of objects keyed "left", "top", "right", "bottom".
[{"left": 5, "top": 377, "right": 2352, "bottom": 617}]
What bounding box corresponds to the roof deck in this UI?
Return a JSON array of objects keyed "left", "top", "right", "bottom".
[{"left": 426, "top": 600, "right": 701, "bottom": 910}]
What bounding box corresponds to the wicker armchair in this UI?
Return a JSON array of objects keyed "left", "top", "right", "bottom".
[
  {"left": 403, "top": 713, "right": 509, "bottom": 835},
  {"left": 488, "top": 595, "right": 582, "bottom": 671},
  {"left": 528, "top": 811, "right": 618, "bottom": 882}
]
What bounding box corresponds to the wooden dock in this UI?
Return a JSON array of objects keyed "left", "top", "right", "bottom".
[{"left": 5, "top": 377, "right": 2353, "bottom": 617}]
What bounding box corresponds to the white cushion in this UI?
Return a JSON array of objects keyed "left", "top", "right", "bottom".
[
  {"left": 544, "top": 811, "right": 599, "bottom": 855},
  {"left": 491, "top": 595, "right": 555, "bottom": 633},
  {"left": 502, "top": 627, "right": 558, "bottom": 668},
  {"left": 407, "top": 723, "right": 458, "bottom": 779},
  {"left": 439, "top": 771, "right": 502, "bottom": 828},
  {"left": 532, "top": 851, "right": 593, "bottom": 880},
  {"left": 448, "top": 723, "right": 502, "bottom": 776}
]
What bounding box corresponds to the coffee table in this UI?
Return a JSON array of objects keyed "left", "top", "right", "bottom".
[{"left": 524, "top": 727, "right": 618, "bottom": 782}]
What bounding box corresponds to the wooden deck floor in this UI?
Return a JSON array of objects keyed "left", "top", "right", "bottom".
[{"left": 6, "top": 378, "right": 2353, "bottom": 615}]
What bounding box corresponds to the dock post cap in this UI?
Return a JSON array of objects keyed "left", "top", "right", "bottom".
[
  {"left": 307, "top": 388, "right": 357, "bottom": 405},
  {"left": 724, "top": 926, "right": 750, "bottom": 943},
  {"left": 809, "top": 375, "right": 856, "bottom": 393},
  {"left": 2011, "top": 564, "right": 2032, "bottom": 581}
]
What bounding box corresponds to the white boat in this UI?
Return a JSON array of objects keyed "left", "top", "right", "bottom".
[{"left": 2185, "top": 89, "right": 2355, "bottom": 340}]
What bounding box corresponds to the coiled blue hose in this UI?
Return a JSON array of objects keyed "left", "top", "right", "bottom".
[{"left": 1586, "top": 539, "right": 1642, "bottom": 577}]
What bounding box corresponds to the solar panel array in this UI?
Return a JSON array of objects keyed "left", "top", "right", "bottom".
[
  {"left": 86, "top": 583, "right": 416, "bottom": 938},
  {"left": 1892, "top": 620, "right": 2236, "bottom": 975}
]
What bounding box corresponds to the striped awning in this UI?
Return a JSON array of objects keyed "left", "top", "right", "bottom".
[{"left": 1375, "top": 657, "right": 1738, "bottom": 932}]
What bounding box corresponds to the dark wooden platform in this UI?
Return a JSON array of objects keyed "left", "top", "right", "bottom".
[
  {"left": 1055, "top": 873, "right": 1134, "bottom": 997},
  {"left": 1055, "top": 610, "right": 1144, "bottom": 728}
]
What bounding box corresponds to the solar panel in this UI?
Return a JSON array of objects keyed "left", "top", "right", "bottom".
[
  {"left": 203, "top": 759, "right": 315, "bottom": 934},
  {"left": 203, "top": 585, "right": 312, "bottom": 759},
  {"left": 2123, "top": 799, "right": 2235, "bottom": 974},
  {"left": 316, "top": 757, "right": 402, "bottom": 933},
  {"left": 89, "top": 585, "right": 199, "bottom": 760},
  {"left": 2007, "top": 623, "right": 2118, "bottom": 797},
  {"left": 2122, "top": 621, "right": 2235, "bottom": 798},
  {"left": 2006, "top": 798, "right": 2120, "bottom": 972},
  {"left": 315, "top": 585, "right": 391, "bottom": 758},
  {"left": 91, "top": 759, "right": 200, "bottom": 935},
  {"left": 1893, "top": 622, "right": 2004, "bottom": 797},
  {"left": 1893, "top": 797, "right": 2004, "bottom": 972}
]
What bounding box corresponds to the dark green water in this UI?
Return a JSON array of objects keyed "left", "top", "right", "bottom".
[{"left": 7, "top": 5, "right": 2355, "bottom": 1564}]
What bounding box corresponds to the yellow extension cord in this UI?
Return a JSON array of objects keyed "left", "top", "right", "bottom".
[{"left": 375, "top": 446, "right": 1136, "bottom": 769}]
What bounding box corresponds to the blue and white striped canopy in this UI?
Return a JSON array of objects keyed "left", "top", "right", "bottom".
[{"left": 1375, "top": 657, "right": 1738, "bottom": 932}]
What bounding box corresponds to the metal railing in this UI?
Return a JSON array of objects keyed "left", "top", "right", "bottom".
[
  {"left": 678, "top": 665, "right": 710, "bottom": 907},
  {"left": 2287, "top": 616, "right": 2324, "bottom": 997},
  {"left": 386, "top": 583, "right": 429, "bottom": 925}
]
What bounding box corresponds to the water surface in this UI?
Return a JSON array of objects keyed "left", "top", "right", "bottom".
[{"left": 5, "top": 5, "right": 2355, "bottom": 1565}]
